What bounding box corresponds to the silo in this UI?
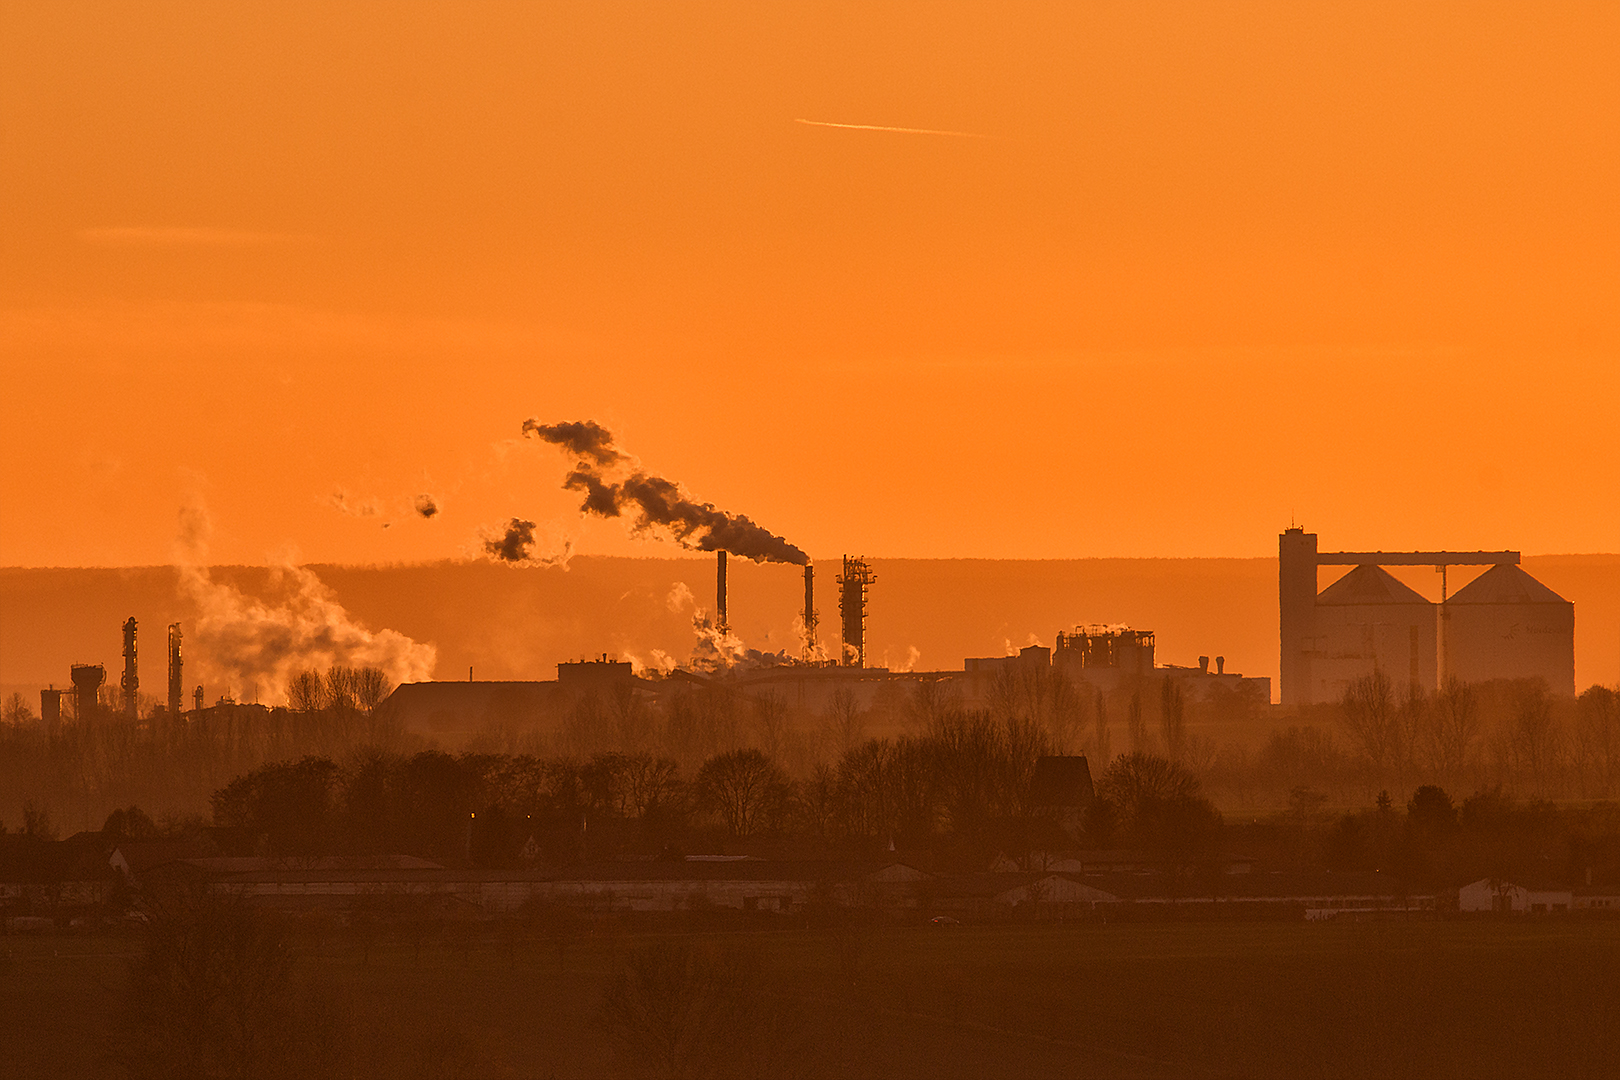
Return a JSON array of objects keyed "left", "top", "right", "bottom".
[
  {"left": 1445, "top": 564, "right": 1574, "bottom": 695},
  {"left": 1311, "top": 565, "right": 1436, "bottom": 702}
]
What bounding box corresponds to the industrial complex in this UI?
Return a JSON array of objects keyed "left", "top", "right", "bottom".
[{"left": 31, "top": 529, "right": 1577, "bottom": 742}]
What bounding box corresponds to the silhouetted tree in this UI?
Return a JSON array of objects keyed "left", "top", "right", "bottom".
[
  {"left": 285, "top": 670, "right": 324, "bottom": 713},
  {"left": 823, "top": 688, "right": 865, "bottom": 760},
  {"left": 103, "top": 805, "right": 160, "bottom": 840},
  {"left": 1430, "top": 677, "right": 1481, "bottom": 785},
  {"left": 1095, "top": 752, "right": 1220, "bottom": 855},
  {"left": 211, "top": 757, "right": 341, "bottom": 856},
  {"left": 1159, "top": 678, "right": 1186, "bottom": 763},
  {"left": 1092, "top": 688, "right": 1111, "bottom": 767},
  {"left": 113, "top": 885, "right": 346, "bottom": 1080},
  {"left": 751, "top": 690, "right": 789, "bottom": 761},
  {"left": 22, "top": 800, "right": 57, "bottom": 840},
  {"left": 3, "top": 691, "right": 36, "bottom": 727},
  {"left": 598, "top": 939, "right": 807, "bottom": 1080},
  {"left": 1575, "top": 685, "right": 1620, "bottom": 796},
  {"left": 1341, "top": 668, "right": 1398, "bottom": 782},
  {"left": 1509, "top": 680, "right": 1560, "bottom": 794},
  {"left": 1126, "top": 687, "right": 1148, "bottom": 754},
  {"left": 696, "top": 749, "right": 789, "bottom": 839}
]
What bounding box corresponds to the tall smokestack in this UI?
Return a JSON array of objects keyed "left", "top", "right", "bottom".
[
  {"left": 121, "top": 617, "right": 138, "bottom": 722},
  {"left": 168, "top": 623, "right": 184, "bottom": 717},
  {"left": 803, "top": 564, "right": 818, "bottom": 659},
  {"left": 716, "top": 550, "right": 728, "bottom": 632}
]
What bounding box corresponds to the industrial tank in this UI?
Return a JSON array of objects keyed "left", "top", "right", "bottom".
[
  {"left": 1444, "top": 564, "right": 1574, "bottom": 695},
  {"left": 1311, "top": 565, "right": 1436, "bottom": 702}
]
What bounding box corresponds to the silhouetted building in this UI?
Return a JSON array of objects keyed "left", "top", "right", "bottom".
[
  {"left": 70, "top": 664, "right": 104, "bottom": 723},
  {"left": 1053, "top": 626, "right": 1155, "bottom": 682},
  {"left": 556, "top": 656, "right": 635, "bottom": 689}
]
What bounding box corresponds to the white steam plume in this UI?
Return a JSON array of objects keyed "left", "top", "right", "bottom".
[{"left": 174, "top": 501, "right": 437, "bottom": 704}]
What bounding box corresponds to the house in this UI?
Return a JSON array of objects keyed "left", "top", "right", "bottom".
[
  {"left": 1573, "top": 886, "right": 1620, "bottom": 912},
  {"left": 0, "top": 835, "right": 122, "bottom": 925},
  {"left": 1458, "top": 878, "right": 1574, "bottom": 914}
]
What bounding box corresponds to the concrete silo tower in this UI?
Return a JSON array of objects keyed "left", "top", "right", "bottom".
[
  {"left": 1310, "top": 565, "right": 1437, "bottom": 703},
  {"left": 1445, "top": 565, "right": 1574, "bottom": 695}
]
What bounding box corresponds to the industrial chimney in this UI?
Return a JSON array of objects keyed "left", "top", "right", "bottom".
[
  {"left": 194, "top": 685, "right": 205, "bottom": 711},
  {"left": 802, "top": 564, "right": 818, "bottom": 659},
  {"left": 715, "top": 550, "right": 728, "bottom": 632},
  {"left": 168, "top": 623, "right": 184, "bottom": 717},
  {"left": 121, "top": 617, "right": 139, "bottom": 721}
]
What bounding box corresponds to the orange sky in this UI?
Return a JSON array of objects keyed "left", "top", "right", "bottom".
[{"left": 3, "top": 2, "right": 1617, "bottom": 567}]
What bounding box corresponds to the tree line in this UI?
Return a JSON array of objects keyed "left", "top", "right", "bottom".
[{"left": 203, "top": 718, "right": 1220, "bottom": 869}]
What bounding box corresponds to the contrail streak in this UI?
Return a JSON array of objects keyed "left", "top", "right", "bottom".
[{"left": 794, "top": 118, "right": 989, "bottom": 139}]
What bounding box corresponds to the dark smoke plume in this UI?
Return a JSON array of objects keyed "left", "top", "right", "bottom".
[
  {"left": 481, "top": 517, "right": 573, "bottom": 567},
  {"left": 524, "top": 419, "right": 808, "bottom": 565},
  {"left": 414, "top": 494, "right": 439, "bottom": 518},
  {"left": 485, "top": 518, "right": 538, "bottom": 562}
]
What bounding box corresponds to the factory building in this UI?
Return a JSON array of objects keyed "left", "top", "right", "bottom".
[
  {"left": 1445, "top": 564, "right": 1575, "bottom": 696},
  {"left": 1309, "top": 565, "right": 1436, "bottom": 703},
  {"left": 963, "top": 626, "right": 1268, "bottom": 705},
  {"left": 1279, "top": 527, "right": 1576, "bottom": 706}
]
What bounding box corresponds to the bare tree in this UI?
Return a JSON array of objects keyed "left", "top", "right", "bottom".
[
  {"left": 1341, "top": 668, "right": 1398, "bottom": 782},
  {"left": 115, "top": 886, "right": 308, "bottom": 1080},
  {"left": 286, "top": 670, "right": 324, "bottom": 713},
  {"left": 696, "top": 749, "right": 789, "bottom": 839},
  {"left": 598, "top": 939, "right": 806, "bottom": 1079},
  {"left": 751, "top": 690, "right": 789, "bottom": 761},
  {"left": 620, "top": 754, "right": 682, "bottom": 820},
  {"left": 323, "top": 666, "right": 359, "bottom": 713},
  {"left": 352, "top": 666, "right": 391, "bottom": 712},
  {"left": 1127, "top": 688, "right": 1149, "bottom": 755},
  {"left": 1393, "top": 681, "right": 1430, "bottom": 787},
  {"left": 798, "top": 763, "right": 841, "bottom": 846},
  {"left": 1576, "top": 685, "right": 1620, "bottom": 797},
  {"left": 1430, "top": 677, "right": 1481, "bottom": 786},
  {"left": 1510, "top": 679, "right": 1560, "bottom": 794},
  {"left": 1092, "top": 688, "right": 1111, "bottom": 767},
  {"left": 904, "top": 679, "right": 958, "bottom": 733},
  {"left": 1159, "top": 678, "right": 1186, "bottom": 763},
  {"left": 3, "top": 692, "right": 36, "bottom": 727},
  {"left": 823, "top": 688, "right": 865, "bottom": 761},
  {"left": 610, "top": 681, "right": 654, "bottom": 752}
]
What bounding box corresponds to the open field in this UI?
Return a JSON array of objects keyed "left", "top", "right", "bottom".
[{"left": 6, "top": 918, "right": 1620, "bottom": 1078}]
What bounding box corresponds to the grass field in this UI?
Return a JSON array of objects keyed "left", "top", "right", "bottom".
[{"left": 5, "top": 918, "right": 1620, "bottom": 1078}]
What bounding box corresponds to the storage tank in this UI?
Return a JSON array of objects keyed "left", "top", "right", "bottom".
[
  {"left": 1444, "top": 564, "right": 1574, "bottom": 695},
  {"left": 1311, "top": 565, "right": 1436, "bottom": 702}
]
